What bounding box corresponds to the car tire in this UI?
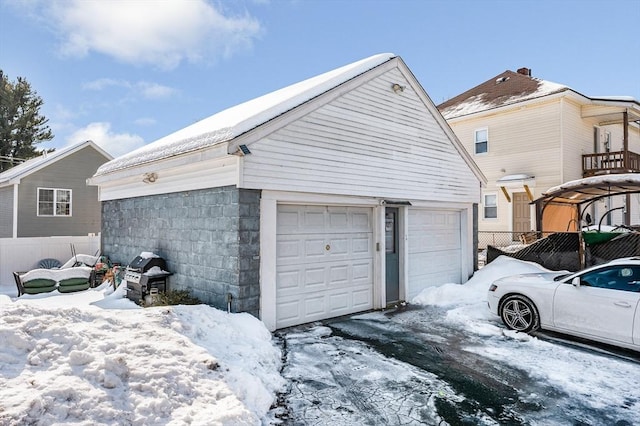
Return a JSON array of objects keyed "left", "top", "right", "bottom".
[{"left": 499, "top": 295, "right": 540, "bottom": 333}]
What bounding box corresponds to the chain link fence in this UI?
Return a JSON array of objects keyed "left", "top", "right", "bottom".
[{"left": 479, "top": 230, "right": 640, "bottom": 272}]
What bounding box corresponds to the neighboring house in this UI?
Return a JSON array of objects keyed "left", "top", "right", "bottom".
[
  {"left": 438, "top": 67, "right": 640, "bottom": 237},
  {"left": 89, "top": 53, "right": 486, "bottom": 330},
  {"left": 0, "top": 140, "right": 112, "bottom": 238}
]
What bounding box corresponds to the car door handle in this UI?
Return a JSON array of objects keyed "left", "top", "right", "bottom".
[{"left": 614, "top": 301, "right": 632, "bottom": 308}]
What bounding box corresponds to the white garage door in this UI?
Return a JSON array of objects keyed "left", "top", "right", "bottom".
[
  {"left": 276, "top": 205, "right": 374, "bottom": 328},
  {"left": 408, "top": 209, "right": 462, "bottom": 300}
]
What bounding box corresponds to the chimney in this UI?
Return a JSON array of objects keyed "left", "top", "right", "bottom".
[{"left": 517, "top": 67, "right": 531, "bottom": 76}]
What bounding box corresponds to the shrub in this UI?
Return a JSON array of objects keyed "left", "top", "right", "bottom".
[{"left": 152, "top": 290, "right": 202, "bottom": 306}]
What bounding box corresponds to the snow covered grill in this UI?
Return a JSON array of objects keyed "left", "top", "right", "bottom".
[{"left": 125, "top": 255, "right": 171, "bottom": 303}]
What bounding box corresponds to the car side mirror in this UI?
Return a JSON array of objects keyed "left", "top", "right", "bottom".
[{"left": 571, "top": 277, "right": 581, "bottom": 287}]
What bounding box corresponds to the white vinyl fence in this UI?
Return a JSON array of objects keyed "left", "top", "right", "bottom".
[{"left": 0, "top": 236, "right": 101, "bottom": 292}]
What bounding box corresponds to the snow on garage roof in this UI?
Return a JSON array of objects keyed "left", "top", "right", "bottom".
[{"left": 96, "top": 53, "right": 396, "bottom": 176}]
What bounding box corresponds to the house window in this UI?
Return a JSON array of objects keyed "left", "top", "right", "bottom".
[
  {"left": 475, "top": 128, "right": 488, "bottom": 154},
  {"left": 38, "top": 188, "right": 72, "bottom": 216},
  {"left": 484, "top": 194, "right": 497, "bottom": 219}
]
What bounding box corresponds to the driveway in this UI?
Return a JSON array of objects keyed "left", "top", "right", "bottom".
[{"left": 270, "top": 305, "right": 639, "bottom": 425}]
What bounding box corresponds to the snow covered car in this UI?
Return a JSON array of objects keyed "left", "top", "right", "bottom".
[{"left": 487, "top": 257, "right": 640, "bottom": 352}]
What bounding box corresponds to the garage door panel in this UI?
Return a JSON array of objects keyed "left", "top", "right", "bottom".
[
  {"left": 277, "top": 206, "right": 372, "bottom": 234},
  {"left": 408, "top": 209, "right": 462, "bottom": 300},
  {"left": 329, "top": 291, "right": 350, "bottom": 311},
  {"left": 277, "top": 239, "right": 302, "bottom": 260},
  {"left": 329, "top": 238, "right": 349, "bottom": 255},
  {"left": 351, "top": 212, "right": 372, "bottom": 229},
  {"left": 277, "top": 233, "right": 373, "bottom": 265},
  {"left": 410, "top": 232, "right": 460, "bottom": 252},
  {"left": 305, "top": 239, "right": 326, "bottom": 258},
  {"left": 352, "top": 261, "right": 373, "bottom": 281},
  {"left": 276, "top": 204, "right": 374, "bottom": 328},
  {"left": 329, "top": 211, "right": 348, "bottom": 228},
  {"left": 276, "top": 299, "right": 300, "bottom": 324},
  {"left": 277, "top": 269, "right": 300, "bottom": 291},
  {"left": 409, "top": 250, "right": 461, "bottom": 273},
  {"left": 305, "top": 295, "right": 326, "bottom": 316},
  {"left": 352, "top": 287, "right": 373, "bottom": 309},
  {"left": 277, "top": 259, "right": 373, "bottom": 296},
  {"left": 410, "top": 250, "right": 461, "bottom": 280},
  {"left": 352, "top": 237, "right": 372, "bottom": 254},
  {"left": 330, "top": 265, "right": 348, "bottom": 284}
]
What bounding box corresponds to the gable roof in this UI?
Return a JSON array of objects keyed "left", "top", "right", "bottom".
[
  {"left": 95, "top": 54, "right": 397, "bottom": 177},
  {"left": 437, "top": 69, "right": 569, "bottom": 119},
  {"left": 0, "top": 140, "right": 112, "bottom": 186}
]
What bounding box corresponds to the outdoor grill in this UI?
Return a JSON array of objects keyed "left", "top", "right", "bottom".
[{"left": 124, "top": 255, "right": 171, "bottom": 303}]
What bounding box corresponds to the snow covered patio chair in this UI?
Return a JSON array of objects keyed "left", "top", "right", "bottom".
[
  {"left": 55, "top": 266, "right": 93, "bottom": 293},
  {"left": 13, "top": 266, "right": 93, "bottom": 296},
  {"left": 59, "top": 254, "right": 99, "bottom": 269},
  {"left": 13, "top": 269, "right": 57, "bottom": 296}
]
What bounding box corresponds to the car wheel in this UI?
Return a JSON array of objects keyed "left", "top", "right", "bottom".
[{"left": 499, "top": 295, "right": 540, "bottom": 333}]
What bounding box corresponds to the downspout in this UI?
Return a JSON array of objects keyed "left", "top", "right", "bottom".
[
  {"left": 559, "top": 98, "right": 564, "bottom": 183},
  {"left": 12, "top": 183, "right": 18, "bottom": 238}
]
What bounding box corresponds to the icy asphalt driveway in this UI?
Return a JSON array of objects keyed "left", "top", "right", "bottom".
[{"left": 270, "top": 305, "right": 640, "bottom": 425}]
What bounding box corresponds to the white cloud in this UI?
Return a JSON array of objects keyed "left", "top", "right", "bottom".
[
  {"left": 83, "top": 78, "right": 178, "bottom": 100},
  {"left": 66, "top": 122, "right": 145, "bottom": 157},
  {"left": 134, "top": 117, "right": 158, "bottom": 127},
  {"left": 82, "top": 78, "right": 129, "bottom": 91},
  {"left": 42, "top": 0, "right": 262, "bottom": 69},
  {"left": 137, "top": 82, "right": 177, "bottom": 100}
]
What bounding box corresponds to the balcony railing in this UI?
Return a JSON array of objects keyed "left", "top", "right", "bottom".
[{"left": 582, "top": 150, "right": 640, "bottom": 177}]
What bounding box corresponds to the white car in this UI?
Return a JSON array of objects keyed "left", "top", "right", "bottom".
[{"left": 487, "top": 257, "right": 640, "bottom": 352}]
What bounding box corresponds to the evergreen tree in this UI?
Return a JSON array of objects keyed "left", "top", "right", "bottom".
[{"left": 0, "top": 70, "right": 54, "bottom": 172}]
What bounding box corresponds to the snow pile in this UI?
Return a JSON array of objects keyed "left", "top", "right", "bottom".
[
  {"left": 411, "top": 256, "right": 564, "bottom": 337},
  {"left": 411, "top": 255, "right": 551, "bottom": 307},
  {"left": 0, "top": 288, "right": 284, "bottom": 425},
  {"left": 143, "top": 266, "right": 169, "bottom": 276},
  {"left": 140, "top": 252, "right": 159, "bottom": 259}
]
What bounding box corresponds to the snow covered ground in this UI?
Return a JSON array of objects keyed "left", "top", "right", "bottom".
[
  {"left": 1, "top": 256, "right": 638, "bottom": 424},
  {"left": 0, "top": 284, "right": 285, "bottom": 425}
]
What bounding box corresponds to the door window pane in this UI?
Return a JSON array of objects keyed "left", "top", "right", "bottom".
[{"left": 385, "top": 212, "right": 396, "bottom": 253}]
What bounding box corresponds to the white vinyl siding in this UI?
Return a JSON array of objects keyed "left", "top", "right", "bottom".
[
  {"left": 242, "top": 68, "right": 480, "bottom": 204},
  {"left": 560, "top": 98, "right": 601, "bottom": 183},
  {"left": 448, "top": 99, "right": 565, "bottom": 232}
]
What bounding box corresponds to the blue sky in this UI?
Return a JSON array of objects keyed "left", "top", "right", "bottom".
[{"left": 1, "top": 0, "right": 639, "bottom": 158}]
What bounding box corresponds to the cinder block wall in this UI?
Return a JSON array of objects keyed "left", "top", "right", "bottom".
[{"left": 101, "top": 186, "right": 261, "bottom": 316}]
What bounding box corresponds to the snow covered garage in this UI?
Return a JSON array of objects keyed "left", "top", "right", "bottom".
[{"left": 90, "top": 54, "right": 485, "bottom": 330}]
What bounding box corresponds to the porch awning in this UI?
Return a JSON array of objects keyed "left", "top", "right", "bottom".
[{"left": 496, "top": 174, "right": 535, "bottom": 202}]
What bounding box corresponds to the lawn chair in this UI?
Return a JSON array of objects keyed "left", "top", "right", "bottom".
[
  {"left": 13, "top": 269, "right": 57, "bottom": 296},
  {"left": 13, "top": 266, "right": 93, "bottom": 296},
  {"left": 56, "top": 266, "right": 93, "bottom": 293}
]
